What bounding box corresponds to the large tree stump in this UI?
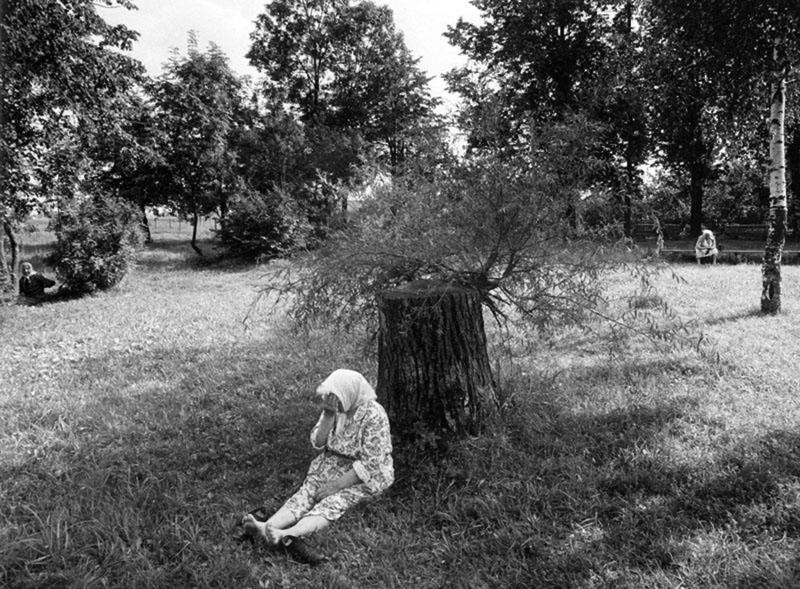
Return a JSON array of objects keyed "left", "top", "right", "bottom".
[{"left": 377, "top": 280, "right": 499, "bottom": 437}]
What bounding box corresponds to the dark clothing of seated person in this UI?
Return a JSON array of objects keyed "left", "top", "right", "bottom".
[{"left": 18, "top": 262, "right": 56, "bottom": 304}]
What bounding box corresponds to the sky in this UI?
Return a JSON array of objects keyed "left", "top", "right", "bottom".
[{"left": 100, "top": 0, "right": 482, "bottom": 109}]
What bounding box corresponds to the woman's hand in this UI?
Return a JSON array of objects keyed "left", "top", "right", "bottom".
[
  {"left": 313, "top": 469, "right": 362, "bottom": 502},
  {"left": 322, "top": 393, "right": 339, "bottom": 414},
  {"left": 314, "top": 481, "right": 342, "bottom": 502}
]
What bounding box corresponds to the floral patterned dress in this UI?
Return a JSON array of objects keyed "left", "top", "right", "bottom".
[{"left": 281, "top": 399, "right": 394, "bottom": 522}]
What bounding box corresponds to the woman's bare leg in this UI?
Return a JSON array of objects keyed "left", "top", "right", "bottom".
[
  {"left": 241, "top": 512, "right": 329, "bottom": 544},
  {"left": 273, "top": 515, "right": 330, "bottom": 542}
]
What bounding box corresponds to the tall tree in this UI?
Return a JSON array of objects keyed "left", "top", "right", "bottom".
[
  {"left": 325, "top": 1, "right": 440, "bottom": 169},
  {"left": 446, "top": 0, "right": 614, "bottom": 124},
  {"left": 446, "top": 0, "right": 649, "bottom": 235},
  {"left": 643, "top": 0, "right": 800, "bottom": 310},
  {"left": 248, "top": 0, "right": 347, "bottom": 123},
  {"left": 248, "top": 0, "right": 438, "bottom": 170},
  {"left": 641, "top": 0, "right": 735, "bottom": 237},
  {"left": 592, "top": 0, "right": 649, "bottom": 237},
  {"left": 150, "top": 35, "right": 247, "bottom": 255},
  {"left": 85, "top": 92, "right": 168, "bottom": 243},
  {"left": 0, "top": 0, "right": 142, "bottom": 284}
]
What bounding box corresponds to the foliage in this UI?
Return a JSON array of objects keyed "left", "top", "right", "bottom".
[
  {"left": 0, "top": 0, "right": 143, "bottom": 225},
  {"left": 0, "top": 0, "right": 143, "bottom": 282},
  {"left": 267, "top": 116, "right": 652, "bottom": 333},
  {"left": 446, "top": 0, "right": 612, "bottom": 120},
  {"left": 641, "top": 0, "right": 800, "bottom": 235},
  {"left": 248, "top": 0, "right": 439, "bottom": 168},
  {"left": 703, "top": 160, "right": 770, "bottom": 228},
  {"left": 89, "top": 92, "right": 170, "bottom": 224},
  {"left": 47, "top": 196, "right": 143, "bottom": 294},
  {"left": 149, "top": 34, "right": 249, "bottom": 253},
  {"left": 216, "top": 188, "right": 309, "bottom": 260},
  {"left": 445, "top": 1, "right": 649, "bottom": 237}
]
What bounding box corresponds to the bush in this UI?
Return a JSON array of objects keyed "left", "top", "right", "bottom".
[
  {"left": 47, "top": 196, "right": 143, "bottom": 294},
  {"left": 216, "top": 188, "right": 309, "bottom": 260}
]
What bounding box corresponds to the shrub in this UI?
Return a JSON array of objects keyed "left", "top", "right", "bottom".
[
  {"left": 216, "top": 188, "right": 309, "bottom": 260},
  {"left": 47, "top": 196, "right": 143, "bottom": 294}
]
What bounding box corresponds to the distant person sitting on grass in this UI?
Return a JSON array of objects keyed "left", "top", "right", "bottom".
[
  {"left": 239, "top": 369, "right": 394, "bottom": 565},
  {"left": 695, "top": 229, "right": 718, "bottom": 265},
  {"left": 18, "top": 262, "right": 56, "bottom": 304}
]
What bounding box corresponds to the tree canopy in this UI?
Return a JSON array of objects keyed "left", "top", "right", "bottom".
[
  {"left": 1, "top": 0, "right": 144, "bottom": 281},
  {"left": 249, "top": 0, "right": 439, "bottom": 169}
]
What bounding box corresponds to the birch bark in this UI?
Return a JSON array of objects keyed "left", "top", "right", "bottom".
[{"left": 761, "top": 50, "right": 787, "bottom": 314}]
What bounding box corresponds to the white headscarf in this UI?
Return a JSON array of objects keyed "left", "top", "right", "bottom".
[{"left": 316, "top": 369, "right": 377, "bottom": 435}]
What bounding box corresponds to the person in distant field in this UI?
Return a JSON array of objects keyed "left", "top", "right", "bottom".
[
  {"left": 239, "top": 369, "right": 394, "bottom": 565},
  {"left": 18, "top": 262, "right": 56, "bottom": 304},
  {"left": 695, "top": 229, "right": 718, "bottom": 265}
]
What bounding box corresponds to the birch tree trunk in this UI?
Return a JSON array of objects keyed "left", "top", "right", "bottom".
[
  {"left": 762, "top": 59, "right": 787, "bottom": 314},
  {"left": 377, "top": 280, "right": 499, "bottom": 438}
]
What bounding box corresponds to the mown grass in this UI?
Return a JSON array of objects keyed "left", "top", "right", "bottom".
[{"left": 2, "top": 244, "right": 800, "bottom": 588}]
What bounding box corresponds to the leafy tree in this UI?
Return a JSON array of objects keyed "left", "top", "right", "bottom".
[
  {"left": 248, "top": 0, "right": 438, "bottom": 170},
  {"left": 48, "top": 196, "right": 143, "bottom": 295},
  {"left": 88, "top": 92, "right": 169, "bottom": 243},
  {"left": 325, "top": 1, "right": 440, "bottom": 169},
  {"left": 216, "top": 187, "right": 309, "bottom": 260},
  {"left": 248, "top": 0, "right": 347, "bottom": 122},
  {"left": 589, "top": 0, "right": 649, "bottom": 237},
  {"left": 642, "top": 0, "right": 800, "bottom": 311},
  {"left": 445, "top": 0, "right": 614, "bottom": 124},
  {"left": 264, "top": 119, "right": 662, "bottom": 435},
  {"left": 150, "top": 35, "right": 248, "bottom": 255},
  {"left": 640, "top": 1, "right": 737, "bottom": 238},
  {"left": 0, "top": 0, "right": 142, "bottom": 284},
  {"left": 446, "top": 1, "right": 649, "bottom": 236}
]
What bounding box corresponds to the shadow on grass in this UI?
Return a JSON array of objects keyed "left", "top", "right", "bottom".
[
  {"left": 136, "top": 239, "right": 265, "bottom": 274},
  {"left": 4, "top": 343, "right": 800, "bottom": 587},
  {"left": 524, "top": 397, "right": 800, "bottom": 586},
  {"left": 383, "top": 355, "right": 800, "bottom": 587},
  {"left": 702, "top": 307, "right": 762, "bottom": 327},
  {"left": 0, "top": 337, "right": 354, "bottom": 587}
]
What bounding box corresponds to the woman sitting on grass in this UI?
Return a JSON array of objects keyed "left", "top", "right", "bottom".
[
  {"left": 18, "top": 261, "right": 56, "bottom": 304},
  {"left": 241, "top": 369, "right": 394, "bottom": 564}
]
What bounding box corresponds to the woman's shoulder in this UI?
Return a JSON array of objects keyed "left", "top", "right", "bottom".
[{"left": 355, "top": 399, "right": 389, "bottom": 421}]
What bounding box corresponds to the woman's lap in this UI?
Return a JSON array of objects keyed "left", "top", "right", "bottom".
[{"left": 280, "top": 453, "right": 374, "bottom": 522}]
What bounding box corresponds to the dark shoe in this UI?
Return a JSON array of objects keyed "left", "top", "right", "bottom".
[{"left": 281, "top": 535, "right": 327, "bottom": 565}]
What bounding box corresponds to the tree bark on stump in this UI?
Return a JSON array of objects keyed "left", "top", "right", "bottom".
[{"left": 377, "top": 280, "right": 499, "bottom": 438}]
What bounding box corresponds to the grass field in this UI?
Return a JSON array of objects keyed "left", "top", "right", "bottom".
[{"left": 2, "top": 239, "right": 800, "bottom": 587}]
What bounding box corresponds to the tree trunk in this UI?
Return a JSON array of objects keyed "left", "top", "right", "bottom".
[
  {"left": 190, "top": 210, "right": 203, "bottom": 256},
  {"left": 762, "top": 65, "right": 787, "bottom": 314},
  {"left": 787, "top": 125, "right": 800, "bottom": 237},
  {"left": 0, "top": 230, "right": 9, "bottom": 301},
  {"left": 3, "top": 220, "right": 19, "bottom": 292},
  {"left": 377, "top": 280, "right": 499, "bottom": 438},
  {"left": 140, "top": 204, "right": 152, "bottom": 244},
  {"left": 140, "top": 203, "right": 152, "bottom": 244},
  {"left": 689, "top": 165, "right": 704, "bottom": 238},
  {"left": 623, "top": 162, "right": 634, "bottom": 238}
]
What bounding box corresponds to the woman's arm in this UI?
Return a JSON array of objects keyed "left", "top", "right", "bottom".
[
  {"left": 310, "top": 393, "right": 339, "bottom": 449},
  {"left": 313, "top": 468, "right": 362, "bottom": 501}
]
